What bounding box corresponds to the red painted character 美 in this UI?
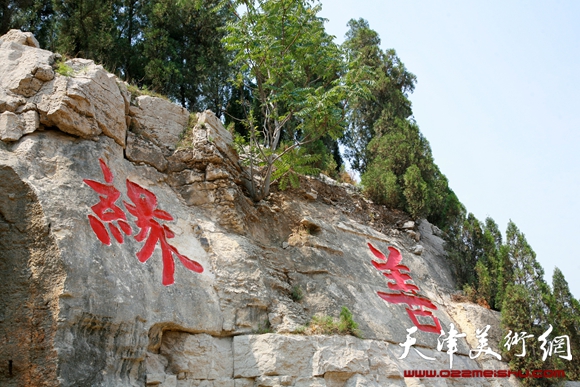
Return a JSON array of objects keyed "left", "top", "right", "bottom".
[
  {"left": 83, "top": 159, "right": 132, "bottom": 245},
  {"left": 124, "top": 180, "right": 203, "bottom": 285},
  {"left": 369, "top": 243, "right": 441, "bottom": 334}
]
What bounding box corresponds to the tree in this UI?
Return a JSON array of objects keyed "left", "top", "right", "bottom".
[
  {"left": 445, "top": 213, "right": 483, "bottom": 291},
  {"left": 501, "top": 284, "right": 553, "bottom": 387},
  {"left": 143, "top": 0, "right": 233, "bottom": 112},
  {"left": 1, "top": 0, "right": 28, "bottom": 35},
  {"left": 475, "top": 217, "right": 503, "bottom": 309},
  {"left": 550, "top": 267, "right": 580, "bottom": 379},
  {"left": 361, "top": 116, "right": 457, "bottom": 224},
  {"left": 6, "top": 0, "right": 58, "bottom": 49},
  {"left": 110, "top": 0, "right": 146, "bottom": 83},
  {"left": 224, "top": 0, "right": 362, "bottom": 201},
  {"left": 341, "top": 18, "right": 416, "bottom": 173},
  {"left": 500, "top": 221, "right": 555, "bottom": 386},
  {"left": 52, "top": 0, "right": 117, "bottom": 65}
]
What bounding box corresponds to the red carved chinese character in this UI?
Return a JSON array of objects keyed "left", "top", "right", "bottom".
[
  {"left": 124, "top": 180, "right": 203, "bottom": 285},
  {"left": 369, "top": 244, "right": 419, "bottom": 293},
  {"left": 84, "top": 159, "right": 132, "bottom": 245},
  {"left": 369, "top": 243, "right": 441, "bottom": 334}
]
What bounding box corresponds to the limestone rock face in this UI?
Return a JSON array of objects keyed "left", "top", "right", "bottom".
[
  {"left": 126, "top": 131, "right": 168, "bottom": 172},
  {"left": 0, "top": 110, "right": 39, "bottom": 141},
  {"left": 0, "top": 39, "right": 55, "bottom": 97},
  {"left": 0, "top": 29, "right": 40, "bottom": 48},
  {"left": 0, "top": 30, "right": 128, "bottom": 147},
  {"left": 0, "top": 87, "right": 26, "bottom": 112},
  {"left": 1, "top": 31, "right": 524, "bottom": 387},
  {"left": 130, "top": 95, "right": 189, "bottom": 152},
  {"left": 33, "top": 58, "right": 127, "bottom": 146}
]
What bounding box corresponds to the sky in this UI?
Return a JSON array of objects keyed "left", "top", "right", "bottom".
[{"left": 319, "top": 1, "right": 580, "bottom": 298}]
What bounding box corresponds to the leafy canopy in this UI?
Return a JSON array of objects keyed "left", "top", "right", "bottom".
[{"left": 224, "top": 0, "right": 366, "bottom": 201}]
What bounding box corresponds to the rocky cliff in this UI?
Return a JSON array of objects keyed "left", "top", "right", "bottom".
[{"left": 1, "top": 30, "right": 523, "bottom": 387}]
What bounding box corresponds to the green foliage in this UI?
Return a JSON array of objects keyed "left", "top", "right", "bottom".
[
  {"left": 445, "top": 213, "right": 484, "bottom": 290},
  {"left": 500, "top": 284, "right": 552, "bottom": 387},
  {"left": 126, "top": 83, "right": 170, "bottom": 101},
  {"left": 361, "top": 117, "right": 460, "bottom": 226},
  {"left": 341, "top": 19, "right": 461, "bottom": 230},
  {"left": 341, "top": 18, "right": 416, "bottom": 174},
  {"left": 272, "top": 145, "right": 321, "bottom": 191},
  {"left": 1, "top": 0, "right": 29, "bottom": 36},
  {"left": 486, "top": 221, "right": 558, "bottom": 386},
  {"left": 338, "top": 306, "right": 361, "bottom": 337},
  {"left": 224, "top": 0, "right": 364, "bottom": 201},
  {"left": 550, "top": 268, "right": 580, "bottom": 379},
  {"left": 309, "top": 315, "right": 337, "bottom": 334},
  {"left": 307, "top": 307, "right": 361, "bottom": 338},
  {"left": 402, "top": 164, "right": 428, "bottom": 218},
  {"left": 52, "top": 0, "right": 117, "bottom": 65},
  {"left": 54, "top": 59, "right": 74, "bottom": 77},
  {"left": 6, "top": 0, "right": 233, "bottom": 114},
  {"left": 290, "top": 285, "right": 304, "bottom": 302},
  {"left": 143, "top": 0, "right": 233, "bottom": 111},
  {"left": 6, "top": 0, "right": 58, "bottom": 49},
  {"left": 176, "top": 113, "right": 199, "bottom": 149}
]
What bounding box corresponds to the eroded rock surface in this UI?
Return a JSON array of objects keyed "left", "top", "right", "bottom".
[
  {"left": 129, "top": 95, "right": 189, "bottom": 152},
  {"left": 33, "top": 58, "right": 127, "bottom": 145}
]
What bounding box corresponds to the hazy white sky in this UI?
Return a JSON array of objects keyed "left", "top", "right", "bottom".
[{"left": 319, "top": 1, "right": 580, "bottom": 298}]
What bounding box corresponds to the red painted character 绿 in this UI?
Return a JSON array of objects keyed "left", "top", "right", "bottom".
[
  {"left": 83, "top": 159, "right": 132, "bottom": 245},
  {"left": 124, "top": 180, "right": 203, "bottom": 285},
  {"left": 369, "top": 243, "right": 441, "bottom": 334}
]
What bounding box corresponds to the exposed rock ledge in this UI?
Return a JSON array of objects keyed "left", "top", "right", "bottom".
[{"left": 0, "top": 30, "right": 531, "bottom": 387}]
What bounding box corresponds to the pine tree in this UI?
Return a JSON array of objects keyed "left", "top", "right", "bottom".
[
  {"left": 501, "top": 284, "right": 552, "bottom": 387},
  {"left": 361, "top": 115, "right": 458, "bottom": 225},
  {"left": 7, "top": 0, "right": 58, "bottom": 50},
  {"left": 550, "top": 267, "right": 580, "bottom": 379},
  {"left": 143, "top": 0, "right": 233, "bottom": 112},
  {"left": 341, "top": 18, "right": 415, "bottom": 174},
  {"left": 475, "top": 217, "right": 502, "bottom": 308},
  {"left": 52, "top": 0, "right": 117, "bottom": 65},
  {"left": 500, "top": 221, "right": 555, "bottom": 386}
]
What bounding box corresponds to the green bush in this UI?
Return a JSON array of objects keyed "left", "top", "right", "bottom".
[
  {"left": 338, "top": 306, "right": 361, "bottom": 337},
  {"left": 290, "top": 285, "right": 304, "bottom": 302}
]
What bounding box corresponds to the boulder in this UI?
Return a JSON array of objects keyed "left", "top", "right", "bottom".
[
  {"left": 161, "top": 333, "right": 233, "bottom": 379},
  {"left": 0, "top": 29, "right": 40, "bottom": 48},
  {"left": 0, "top": 111, "right": 23, "bottom": 141},
  {"left": 130, "top": 95, "right": 189, "bottom": 151},
  {"left": 194, "top": 110, "right": 238, "bottom": 165},
  {"left": 0, "top": 87, "right": 26, "bottom": 113},
  {"left": 305, "top": 190, "right": 318, "bottom": 201},
  {"left": 411, "top": 244, "right": 424, "bottom": 255},
  {"left": 33, "top": 58, "right": 127, "bottom": 146},
  {"left": 0, "top": 40, "right": 55, "bottom": 97},
  {"left": 0, "top": 110, "right": 38, "bottom": 141},
  {"left": 126, "top": 132, "right": 168, "bottom": 172}
]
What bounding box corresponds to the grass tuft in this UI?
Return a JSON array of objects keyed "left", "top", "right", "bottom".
[
  {"left": 55, "top": 60, "right": 74, "bottom": 77},
  {"left": 126, "top": 83, "right": 171, "bottom": 102},
  {"left": 290, "top": 285, "right": 304, "bottom": 302},
  {"left": 293, "top": 306, "right": 362, "bottom": 338},
  {"left": 255, "top": 319, "right": 273, "bottom": 334}
]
